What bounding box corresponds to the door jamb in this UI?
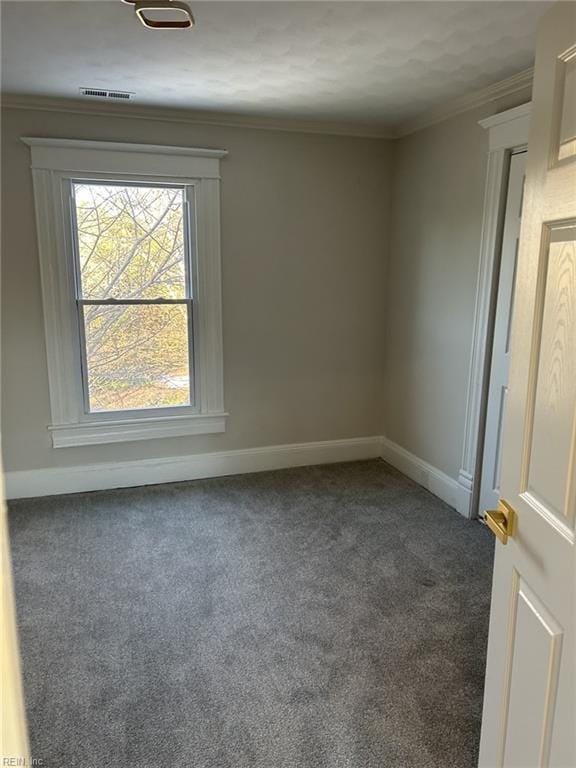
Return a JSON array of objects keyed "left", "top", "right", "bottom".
[{"left": 456, "top": 102, "right": 532, "bottom": 519}]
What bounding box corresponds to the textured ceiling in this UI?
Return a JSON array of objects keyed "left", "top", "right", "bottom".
[{"left": 1, "top": 1, "right": 550, "bottom": 130}]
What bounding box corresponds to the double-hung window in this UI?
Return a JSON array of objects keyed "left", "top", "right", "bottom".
[
  {"left": 72, "top": 181, "right": 194, "bottom": 413},
  {"left": 24, "top": 138, "right": 227, "bottom": 447}
]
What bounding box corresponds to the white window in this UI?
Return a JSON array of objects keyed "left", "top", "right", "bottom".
[{"left": 24, "top": 138, "right": 227, "bottom": 447}]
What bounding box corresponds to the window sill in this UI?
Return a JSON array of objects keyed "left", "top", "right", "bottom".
[{"left": 49, "top": 412, "right": 228, "bottom": 448}]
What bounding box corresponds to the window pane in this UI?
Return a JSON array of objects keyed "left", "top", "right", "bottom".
[
  {"left": 83, "top": 304, "right": 191, "bottom": 412},
  {"left": 73, "top": 183, "right": 187, "bottom": 299}
]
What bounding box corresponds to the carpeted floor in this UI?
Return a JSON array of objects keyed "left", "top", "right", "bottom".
[{"left": 9, "top": 459, "right": 494, "bottom": 768}]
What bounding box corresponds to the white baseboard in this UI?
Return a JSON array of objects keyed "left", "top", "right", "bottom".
[
  {"left": 4, "top": 436, "right": 382, "bottom": 500},
  {"left": 379, "top": 436, "right": 462, "bottom": 515},
  {"left": 456, "top": 469, "right": 475, "bottom": 519},
  {"left": 4, "top": 435, "right": 467, "bottom": 516}
]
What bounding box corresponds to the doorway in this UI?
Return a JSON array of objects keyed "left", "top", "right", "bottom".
[{"left": 478, "top": 150, "right": 527, "bottom": 515}]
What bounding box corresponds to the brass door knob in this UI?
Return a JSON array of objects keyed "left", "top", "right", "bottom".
[{"left": 484, "top": 499, "right": 517, "bottom": 544}]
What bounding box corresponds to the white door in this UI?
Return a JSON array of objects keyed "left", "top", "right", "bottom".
[
  {"left": 1, "top": 459, "right": 30, "bottom": 762},
  {"left": 479, "top": 151, "right": 527, "bottom": 515},
  {"left": 478, "top": 3, "right": 576, "bottom": 767}
]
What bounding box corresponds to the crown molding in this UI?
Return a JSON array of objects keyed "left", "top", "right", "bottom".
[
  {"left": 393, "top": 67, "right": 533, "bottom": 138},
  {"left": 1, "top": 94, "right": 395, "bottom": 140},
  {"left": 1, "top": 67, "right": 534, "bottom": 142}
]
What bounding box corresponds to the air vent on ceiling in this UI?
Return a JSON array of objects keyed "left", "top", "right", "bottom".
[{"left": 79, "top": 88, "right": 133, "bottom": 101}]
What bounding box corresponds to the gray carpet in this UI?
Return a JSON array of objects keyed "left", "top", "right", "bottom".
[{"left": 9, "top": 459, "right": 494, "bottom": 768}]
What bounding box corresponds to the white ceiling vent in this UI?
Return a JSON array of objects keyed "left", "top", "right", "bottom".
[{"left": 79, "top": 88, "right": 133, "bottom": 101}]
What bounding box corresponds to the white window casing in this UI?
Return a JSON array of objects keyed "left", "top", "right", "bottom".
[{"left": 22, "top": 138, "right": 228, "bottom": 447}]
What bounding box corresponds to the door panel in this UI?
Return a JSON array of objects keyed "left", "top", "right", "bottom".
[
  {"left": 479, "top": 4, "right": 575, "bottom": 767},
  {"left": 502, "top": 574, "right": 563, "bottom": 768},
  {"left": 558, "top": 54, "right": 576, "bottom": 161},
  {"left": 525, "top": 226, "right": 576, "bottom": 526}
]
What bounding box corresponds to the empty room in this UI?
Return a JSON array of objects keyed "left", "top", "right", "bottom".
[{"left": 1, "top": 1, "right": 574, "bottom": 767}]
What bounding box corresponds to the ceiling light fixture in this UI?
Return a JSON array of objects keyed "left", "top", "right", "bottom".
[{"left": 123, "top": 0, "right": 194, "bottom": 30}]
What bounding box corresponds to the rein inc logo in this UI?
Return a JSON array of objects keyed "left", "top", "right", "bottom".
[{"left": 2, "top": 760, "right": 44, "bottom": 766}]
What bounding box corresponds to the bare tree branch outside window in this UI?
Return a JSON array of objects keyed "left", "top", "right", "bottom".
[{"left": 72, "top": 183, "right": 192, "bottom": 412}]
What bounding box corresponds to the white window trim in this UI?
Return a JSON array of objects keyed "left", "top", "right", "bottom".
[{"left": 23, "top": 137, "right": 228, "bottom": 448}]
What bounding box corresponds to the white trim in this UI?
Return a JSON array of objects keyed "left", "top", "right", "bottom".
[
  {"left": 394, "top": 68, "right": 533, "bottom": 137},
  {"left": 23, "top": 137, "right": 227, "bottom": 447},
  {"left": 4, "top": 96, "right": 394, "bottom": 140},
  {"left": 478, "top": 102, "right": 532, "bottom": 150},
  {"left": 22, "top": 137, "right": 225, "bottom": 179},
  {"left": 3, "top": 67, "right": 532, "bottom": 141},
  {"left": 48, "top": 413, "right": 227, "bottom": 448},
  {"left": 4, "top": 436, "right": 382, "bottom": 499},
  {"left": 21, "top": 137, "right": 227, "bottom": 160},
  {"left": 4, "top": 435, "right": 468, "bottom": 512},
  {"left": 456, "top": 469, "right": 475, "bottom": 520},
  {"left": 478, "top": 102, "right": 532, "bottom": 134},
  {"left": 457, "top": 103, "right": 531, "bottom": 519},
  {"left": 379, "top": 437, "right": 461, "bottom": 514}
]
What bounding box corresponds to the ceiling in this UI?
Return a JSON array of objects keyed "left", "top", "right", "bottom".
[{"left": 1, "top": 1, "right": 550, "bottom": 132}]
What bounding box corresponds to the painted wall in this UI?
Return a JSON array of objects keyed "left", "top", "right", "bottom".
[
  {"left": 383, "top": 91, "right": 531, "bottom": 480},
  {"left": 1, "top": 91, "right": 533, "bottom": 486},
  {"left": 1, "top": 108, "right": 390, "bottom": 472}
]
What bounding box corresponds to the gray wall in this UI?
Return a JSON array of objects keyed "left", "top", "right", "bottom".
[
  {"left": 1, "top": 108, "right": 390, "bottom": 472},
  {"left": 383, "top": 91, "right": 531, "bottom": 479},
  {"left": 1, "top": 91, "right": 532, "bottom": 483}
]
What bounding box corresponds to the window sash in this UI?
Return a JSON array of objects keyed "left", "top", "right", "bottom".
[{"left": 68, "top": 179, "right": 198, "bottom": 417}]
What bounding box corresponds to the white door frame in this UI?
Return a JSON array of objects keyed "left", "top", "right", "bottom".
[{"left": 456, "top": 102, "right": 532, "bottom": 519}]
